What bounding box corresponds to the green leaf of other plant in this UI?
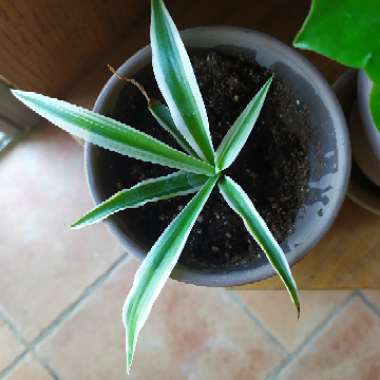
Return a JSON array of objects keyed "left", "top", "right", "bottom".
[
  {"left": 150, "top": 0, "right": 215, "bottom": 164},
  {"left": 293, "top": 0, "right": 380, "bottom": 128},
  {"left": 11, "top": 90, "right": 215, "bottom": 176},
  {"left": 123, "top": 175, "right": 218, "bottom": 373},
  {"left": 218, "top": 175, "right": 300, "bottom": 316},
  {"left": 71, "top": 171, "right": 208, "bottom": 228},
  {"left": 149, "top": 100, "right": 198, "bottom": 157},
  {"left": 216, "top": 77, "right": 272, "bottom": 171}
]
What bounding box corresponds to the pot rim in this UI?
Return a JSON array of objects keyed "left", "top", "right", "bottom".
[
  {"left": 357, "top": 70, "right": 378, "bottom": 138},
  {"left": 85, "top": 26, "right": 351, "bottom": 287}
]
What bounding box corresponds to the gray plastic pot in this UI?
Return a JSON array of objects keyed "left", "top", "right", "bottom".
[
  {"left": 351, "top": 71, "right": 380, "bottom": 186},
  {"left": 85, "top": 27, "right": 350, "bottom": 287}
]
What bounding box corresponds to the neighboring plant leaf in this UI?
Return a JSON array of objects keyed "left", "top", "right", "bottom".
[
  {"left": 11, "top": 90, "right": 215, "bottom": 176},
  {"left": 370, "top": 83, "right": 380, "bottom": 128},
  {"left": 293, "top": 0, "right": 380, "bottom": 128},
  {"left": 71, "top": 171, "right": 208, "bottom": 228},
  {"left": 149, "top": 99, "right": 198, "bottom": 156},
  {"left": 123, "top": 175, "right": 218, "bottom": 373},
  {"left": 218, "top": 175, "right": 300, "bottom": 316},
  {"left": 150, "top": 0, "right": 215, "bottom": 164},
  {"left": 216, "top": 77, "right": 272, "bottom": 171}
]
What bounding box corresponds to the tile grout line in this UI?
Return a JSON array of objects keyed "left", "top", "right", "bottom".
[
  {"left": 0, "top": 310, "right": 30, "bottom": 379},
  {"left": 0, "top": 309, "right": 29, "bottom": 348},
  {"left": 0, "top": 251, "right": 131, "bottom": 379},
  {"left": 31, "top": 351, "right": 63, "bottom": 380},
  {"left": 180, "top": 336, "right": 216, "bottom": 376},
  {"left": 226, "top": 291, "right": 290, "bottom": 356},
  {"left": 30, "top": 252, "right": 130, "bottom": 349},
  {"left": 357, "top": 290, "right": 380, "bottom": 318},
  {"left": 0, "top": 350, "right": 29, "bottom": 380},
  {"left": 266, "top": 290, "right": 357, "bottom": 380},
  {"left": 30, "top": 253, "right": 129, "bottom": 349},
  {"left": 0, "top": 312, "right": 63, "bottom": 380}
]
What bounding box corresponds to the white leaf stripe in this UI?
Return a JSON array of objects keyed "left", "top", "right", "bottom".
[
  {"left": 150, "top": 0, "right": 215, "bottom": 164},
  {"left": 71, "top": 172, "right": 208, "bottom": 228},
  {"left": 11, "top": 90, "right": 215, "bottom": 176},
  {"left": 149, "top": 100, "right": 198, "bottom": 156},
  {"left": 216, "top": 77, "right": 273, "bottom": 171},
  {"left": 218, "top": 175, "right": 300, "bottom": 314},
  {"left": 123, "top": 175, "right": 218, "bottom": 372}
]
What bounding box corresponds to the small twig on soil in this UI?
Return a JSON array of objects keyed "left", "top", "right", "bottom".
[{"left": 107, "top": 64, "right": 150, "bottom": 104}]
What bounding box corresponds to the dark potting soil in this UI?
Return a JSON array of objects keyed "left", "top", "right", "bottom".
[{"left": 102, "top": 51, "right": 311, "bottom": 269}]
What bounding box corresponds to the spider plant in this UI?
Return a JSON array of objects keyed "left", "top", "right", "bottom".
[{"left": 12, "top": 0, "right": 299, "bottom": 373}]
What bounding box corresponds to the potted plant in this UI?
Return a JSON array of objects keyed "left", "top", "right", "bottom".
[
  {"left": 294, "top": 0, "right": 380, "bottom": 186},
  {"left": 12, "top": 0, "right": 350, "bottom": 373}
]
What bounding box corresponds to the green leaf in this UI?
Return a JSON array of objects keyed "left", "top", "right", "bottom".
[
  {"left": 216, "top": 77, "right": 272, "bottom": 171},
  {"left": 11, "top": 90, "right": 215, "bottom": 176},
  {"left": 370, "top": 83, "right": 380, "bottom": 129},
  {"left": 71, "top": 171, "right": 208, "bottom": 228},
  {"left": 293, "top": 0, "right": 380, "bottom": 128},
  {"left": 123, "top": 175, "right": 218, "bottom": 373},
  {"left": 150, "top": 0, "right": 215, "bottom": 165},
  {"left": 218, "top": 175, "right": 300, "bottom": 315},
  {"left": 149, "top": 100, "right": 198, "bottom": 156}
]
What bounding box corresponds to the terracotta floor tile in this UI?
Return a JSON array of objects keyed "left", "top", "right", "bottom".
[
  {"left": 0, "top": 320, "right": 25, "bottom": 372},
  {"left": 38, "top": 258, "right": 285, "bottom": 379},
  {"left": 235, "top": 290, "right": 351, "bottom": 352},
  {"left": 362, "top": 290, "right": 380, "bottom": 311},
  {"left": 38, "top": 259, "right": 185, "bottom": 380},
  {"left": 186, "top": 313, "right": 285, "bottom": 380},
  {"left": 278, "top": 297, "right": 380, "bottom": 380},
  {"left": 4, "top": 355, "right": 52, "bottom": 380},
  {"left": 0, "top": 125, "right": 123, "bottom": 339}
]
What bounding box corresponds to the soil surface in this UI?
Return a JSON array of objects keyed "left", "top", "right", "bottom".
[{"left": 100, "top": 51, "right": 311, "bottom": 270}]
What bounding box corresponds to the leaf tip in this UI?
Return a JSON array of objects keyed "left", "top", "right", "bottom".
[
  {"left": 291, "top": 287, "right": 301, "bottom": 319},
  {"left": 292, "top": 37, "right": 307, "bottom": 49},
  {"left": 70, "top": 214, "right": 90, "bottom": 229},
  {"left": 70, "top": 216, "right": 95, "bottom": 229},
  {"left": 126, "top": 357, "right": 132, "bottom": 375},
  {"left": 69, "top": 221, "right": 81, "bottom": 230},
  {"left": 70, "top": 213, "right": 96, "bottom": 229},
  {"left": 126, "top": 342, "right": 135, "bottom": 375},
  {"left": 260, "top": 75, "right": 273, "bottom": 97},
  {"left": 292, "top": 31, "right": 302, "bottom": 47},
  {"left": 265, "top": 75, "right": 274, "bottom": 92},
  {"left": 10, "top": 88, "right": 24, "bottom": 100},
  {"left": 10, "top": 89, "right": 38, "bottom": 109}
]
